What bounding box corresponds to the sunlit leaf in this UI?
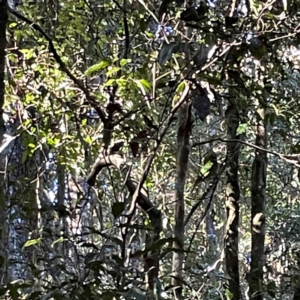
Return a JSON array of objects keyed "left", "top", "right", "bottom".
[
  {"left": 200, "top": 161, "right": 213, "bottom": 176},
  {"left": 176, "top": 81, "right": 186, "bottom": 93},
  {"left": 51, "top": 237, "right": 66, "bottom": 247},
  {"left": 139, "top": 79, "right": 151, "bottom": 91},
  {"left": 237, "top": 123, "right": 248, "bottom": 134},
  {"left": 23, "top": 238, "right": 42, "bottom": 249},
  {"left": 120, "top": 58, "right": 132, "bottom": 67},
  {"left": 85, "top": 61, "right": 109, "bottom": 76},
  {"left": 107, "top": 66, "right": 121, "bottom": 76}
]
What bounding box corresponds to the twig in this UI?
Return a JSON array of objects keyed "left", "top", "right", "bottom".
[{"left": 192, "top": 138, "right": 300, "bottom": 167}]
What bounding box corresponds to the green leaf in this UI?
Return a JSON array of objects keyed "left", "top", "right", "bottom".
[
  {"left": 176, "top": 81, "right": 186, "bottom": 93},
  {"left": 172, "top": 80, "right": 187, "bottom": 106},
  {"left": 135, "top": 79, "right": 151, "bottom": 94},
  {"left": 85, "top": 61, "right": 109, "bottom": 76},
  {"left": 9, "top": 22, "right": 18, "bottom": 28},
  {"left": 84, "top": 136, "right": 92, "bottom": 144},
  {"left": 145, "top": 177, "right": 154, "bottom": 189},
  {"left": 237, "top": 123, "right": 248, "bottom": 135},
  {"left": 23, "top": 238, "right": 42, "bottom": 249},
  {"left": 120, "top": 58, "right": 132, "bottom": 67},
  {"left": 105, "top": 79, "right": 116, "bottom": 86},
  {"left": 200, "top": 161, "right": 213, "bottom": 176},
  {"left": 139, "top": 79, "right": 151, "bottom": 91},
  {"left": 51, "top": 237, "right": 65, "bottom": 247},
  {"left": 225, "top": 289, "right": 234, "bottom": 300},
  {"left": 107, "top": 66, "right": 121, "bottom": 76},
  {"left": 22, "top": 151, "right": 28, "bottom": 163}
]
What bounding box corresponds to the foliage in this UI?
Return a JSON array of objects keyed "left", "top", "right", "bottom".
[{"left": 1, "top": 0, "right": 300, "bottom": 299}]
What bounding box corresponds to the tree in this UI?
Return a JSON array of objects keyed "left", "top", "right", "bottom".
[
  {"left": 0, "top": 0, "right": 7, "bottom": 143},
  {"left": 0, "top": 0, "right": 8, "bottom": 284},
  {"left": 172, "top": 98, "right": 192, "bottom": 299},
  {"left": 225, "top": 104, "right": 241, "bottom": 300},
  {"left": 248, "top": 118, "right": 267, "bottom": 300},
  {"left": 2, "top": 0, "right": 300, "bottom": 299}
]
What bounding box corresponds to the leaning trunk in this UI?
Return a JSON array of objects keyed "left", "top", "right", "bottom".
[
  {"left": 224, "top": 104, "right": 241, "bottom": 299},
  {"left": 248, "top": 118, "right": 267, "bottom": 300},
  {"left": 172, "top": 102, "right": 192, "bottom": 299}
]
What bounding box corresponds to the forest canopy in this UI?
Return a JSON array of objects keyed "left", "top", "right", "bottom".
[{"left": 0, "top": 0, "right": 300, "bottom": 299}]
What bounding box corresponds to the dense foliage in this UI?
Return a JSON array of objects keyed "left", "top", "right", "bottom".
[{"left": 1, "top": 0, "right": 300, "bottom": 299}]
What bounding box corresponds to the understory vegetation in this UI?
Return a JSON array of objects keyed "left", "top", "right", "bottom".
[{"left": 1, "top": 0, "right": 300, "bottom": 299}]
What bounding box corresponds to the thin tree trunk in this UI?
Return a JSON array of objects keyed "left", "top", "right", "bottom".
[
  {"left": 248, "top": 119, "right": 267, "bottom": 300},
  {"left": 0, "top": 0, "right": 7, "bottom": 283},
  {"left": 172, "top": 102, "right": 192, "bottom": 299},
  {"left": 205, "top": 201, "right": 217, "bottom": 256},
  {"left": 224, "top": 104, "right": 241, "bottom": 300},
  {"left": 0, "top": 0, "right": 8, "bottom": 142}
]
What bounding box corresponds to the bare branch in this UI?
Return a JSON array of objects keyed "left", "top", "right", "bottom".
[
  {"left": 192, "top": 138, "right": 300, "bottom": 167},
  {"left": 86, "top": 154, "right": 162, "bottom": 230}
]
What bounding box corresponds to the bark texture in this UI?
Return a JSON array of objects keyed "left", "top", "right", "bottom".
[
  {"left": 224, "top": 104, "right": 241, "bottom": 300},
  {"left": 172, "top": 102, "right": 192, "bottom": 299},
  {"left": 248, "top": 120, "right": 267, "bottom": 300},
  {"left": 0, "top": 0, "right": 7, "bottom": 143},
  {"left": 0, "top": 0, "right": 7, "bottom": 283}
]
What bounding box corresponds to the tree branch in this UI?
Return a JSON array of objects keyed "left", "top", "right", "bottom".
[
  {"left": 192, "top": 138, "right": 300, "bottom": 167},
  {"left": 8, "top": 7, "right": 107, "bottom": 123},
  {"left": 86, "top": 153, "right": 162, "bottom": 230}
]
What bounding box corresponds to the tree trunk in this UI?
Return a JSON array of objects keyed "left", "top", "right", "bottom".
[
  {"left": 172, "top": 102, "right": 192, "bottom": 299},
  {"left": 224, "top": 104, "right": 241, "bottom": 300},
  {"left": 0, "top": 0, "right": 7, "bottom": 283},
  {"left": 0, "top": 0, "right": 7, "bottom": 143},
  {"left": 248, "top": 119, "right": 267, "bottom": 300}
]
